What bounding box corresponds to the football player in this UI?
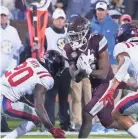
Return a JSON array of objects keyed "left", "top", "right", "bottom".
[
  {"left": 1, "top": 50, "right": 65, "bottom": 139},
  {"left": 100, "top": 23, "right": 138, "bottom": 138},
  {"left": 64, "top": 15, "right": 122, "bottom": 138}
]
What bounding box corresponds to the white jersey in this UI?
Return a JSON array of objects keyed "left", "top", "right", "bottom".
[
  {"left": 113, "top": 41, "right": 138, "bottom": 83},
  {"left": 0, "top": 58, "right": 54, "bottom": 102},
  {"left": 0, "top": 25, "right": 22, "bottom": 76}
]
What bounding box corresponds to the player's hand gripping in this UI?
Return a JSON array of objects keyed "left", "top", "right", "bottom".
[
  {"left": 49, "top": 127, "right": 66, "bottom": 138},
  {"left": 100, "top": 88, "right": 115, "bottom": 106},
  {"left": 76, "top": 53, "right": 93, "bottom": 75}
]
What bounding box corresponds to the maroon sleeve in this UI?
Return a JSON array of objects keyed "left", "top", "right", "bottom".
[{"left": 64, "top": 44, "right": 73, "bottom": 60}]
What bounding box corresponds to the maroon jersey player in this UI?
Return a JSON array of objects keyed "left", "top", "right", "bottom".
[{"left": 64, "top": 15, "right": 122, "bottom": 138}]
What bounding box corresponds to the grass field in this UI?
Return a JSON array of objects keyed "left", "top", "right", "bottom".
[
  {"left": 1, "top": 120, "right": 132, "bottom": 139},
  {"left": 17, "top": 135, "right": 132, "bottom": 139}
]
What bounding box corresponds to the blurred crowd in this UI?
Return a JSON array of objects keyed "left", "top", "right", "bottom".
[
  {"left": 1, "top": 0, "right": 138, "bottom": 20},
  {"left": 1, "top": 0, "right": 138, "bottom": 133}
]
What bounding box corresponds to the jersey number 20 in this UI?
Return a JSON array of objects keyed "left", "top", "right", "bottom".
[{"left": 5, "top": 62, "right": 33, "bottom": 86}]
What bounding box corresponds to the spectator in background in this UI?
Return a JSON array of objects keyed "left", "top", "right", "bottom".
[
  {"left": 109, "top": 9, "right": 122, "bottom": 24},
  {"left": 0, "top": 6, "right": 23, "bottom": 76},
  {"left": 14, "top": 0, "right": 26, "bottom": 20},
  {"left": 0, "top": 6, "right": 23, "bottom": 132},
  {"left": 85, "top": 0, "right": 110, "bottom": 21},
  {"left": 110, "top": 0, "right": 123, "bottom": 8},
  {"left": 45, "top": 8, "right": 71, "bottom": 131},
  {"left": 91, "top": 0, "right": 110, "bottom": 5},
  {"left": 55, "top": 0, "right": 68, "bottom": 12},
  {"left": 120, "top": 14, "right": 132, "bottom": 25},
  {"left": 109, "top": 0, "right": 125, "bottom": 14},
  {"left": 132, "top": 0, "right": 138, "bottom": 19},
  {"left": 91, "top": 1, "right": 119, "bottom": 66},
  {"left": 1, "top": 0, "right": 15, "bottom": 20},
  {"left": 66, "top": 0, "right": 91, "bottom": 19}
]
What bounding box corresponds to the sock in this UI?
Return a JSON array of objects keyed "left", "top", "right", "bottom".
[
  {"left": 127, "top": 123, "right": 138, "bottom": 138},
  {"left": 3, "top": 121, "right": 36, "bottom": 139}
]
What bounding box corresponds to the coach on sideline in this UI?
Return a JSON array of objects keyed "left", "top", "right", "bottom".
[
  {"left": 0, "top": 6, "right": 23, "bottom": 132},
  {"left": 91, "top": 1, "right": 119, "bottom": 66},
  {"left": 0, "top": 6, "right": 23, "bottom": 76},
  {"left": 45, "top": 8, "right": 71, "bottom": 131}
]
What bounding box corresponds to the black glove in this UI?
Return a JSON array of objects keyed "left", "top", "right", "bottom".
[{"left": 75, "top": 70, "right": 87, "bottom": 83}]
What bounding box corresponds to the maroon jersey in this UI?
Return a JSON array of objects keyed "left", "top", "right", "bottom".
[{"left": 64, "top": 34, "right": 114, "bottom": 87}]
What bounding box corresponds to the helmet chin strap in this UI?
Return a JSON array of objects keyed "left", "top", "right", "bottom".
[{"left": 78, "top": 34, "right": 91, "bottom": 52}]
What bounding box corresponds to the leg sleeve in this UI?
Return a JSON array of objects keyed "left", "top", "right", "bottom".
[{"left": 2, "top": 96, "right": 39, "bottom": 123}]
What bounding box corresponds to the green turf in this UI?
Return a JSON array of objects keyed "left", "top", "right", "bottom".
[
  {"left": 18, "top": 135, "right": 132, "bottom": 139},
  {"left": 8, "top": 120, "right": 60, "bottom": 131},
  {"left": 7, "top": 120, "right": 132, "bottom": 139},
  {"left": 8, "top": 120, "right": 39, "bottom": 131}
]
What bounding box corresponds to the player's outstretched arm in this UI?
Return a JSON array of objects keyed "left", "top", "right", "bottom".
[
  {"left": 34, "top": 84, "right": 65, "bottom": 138},
  {"left": 111, "top": 52, "right": 131, "bottom": 90},
  {"left": 100, "top": 53, "right": 131, "bottom": 106},
  {"left": 34, "top": 84, "right": 53, "bottom": 129}
]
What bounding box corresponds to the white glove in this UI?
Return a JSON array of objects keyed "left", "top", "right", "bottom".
[
  {"left": 76, "top": 53, "right": 92, "bottom": 75},
  {"left": 76, "top": 53, "right": 88, "bottom": 70},
  {"left": 87, "top": 49, "right": 95, "bottom": 65},
  {"left": 85, "top": 66, "right": 92, "bottom": 75},
  {"left": 76, "top": 50, "right": 95, "bottom": 68}
]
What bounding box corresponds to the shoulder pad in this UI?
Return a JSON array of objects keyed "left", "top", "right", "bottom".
[{"left": 113, "top": 42, "right": 127, "bottom": 59}]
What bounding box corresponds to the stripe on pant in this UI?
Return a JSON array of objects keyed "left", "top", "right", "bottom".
[
  {"left": 2, "top": 96, "right": 39, "bottom": 122},
  {"left": 115, "top": 94, "right": 138, "bottom": 114}
]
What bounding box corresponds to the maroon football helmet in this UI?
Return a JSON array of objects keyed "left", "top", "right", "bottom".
[{"left": 66, "top": 14, "right": 91, "bottom": 52}]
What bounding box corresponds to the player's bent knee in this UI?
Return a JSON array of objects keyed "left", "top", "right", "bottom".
[
  {"left": 101, "top": 121, "right": 112, "bottom": 128},
  {"left": 112, "top": 110, "right": 121, "bottom": 120}
]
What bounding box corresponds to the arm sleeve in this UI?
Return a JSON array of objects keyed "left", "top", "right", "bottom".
[{"left": 115, "top": 56, "right": 131, "bottom": 82}]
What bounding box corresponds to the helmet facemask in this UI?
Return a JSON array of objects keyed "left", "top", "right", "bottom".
[
  {"left": 42, "top": 50, "right": 65, "bottom": 77},
  {"left": 67, "top": 20, "right": 90, "bottom": 52}
]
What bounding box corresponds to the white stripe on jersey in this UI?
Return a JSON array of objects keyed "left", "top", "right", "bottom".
[{"left": 99, "top": 36, "right": 107, "bottom": 52}]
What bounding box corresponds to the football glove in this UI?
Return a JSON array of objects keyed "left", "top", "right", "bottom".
[{"left": 49, "top": 127, "right": 65, "bottom": 138}]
